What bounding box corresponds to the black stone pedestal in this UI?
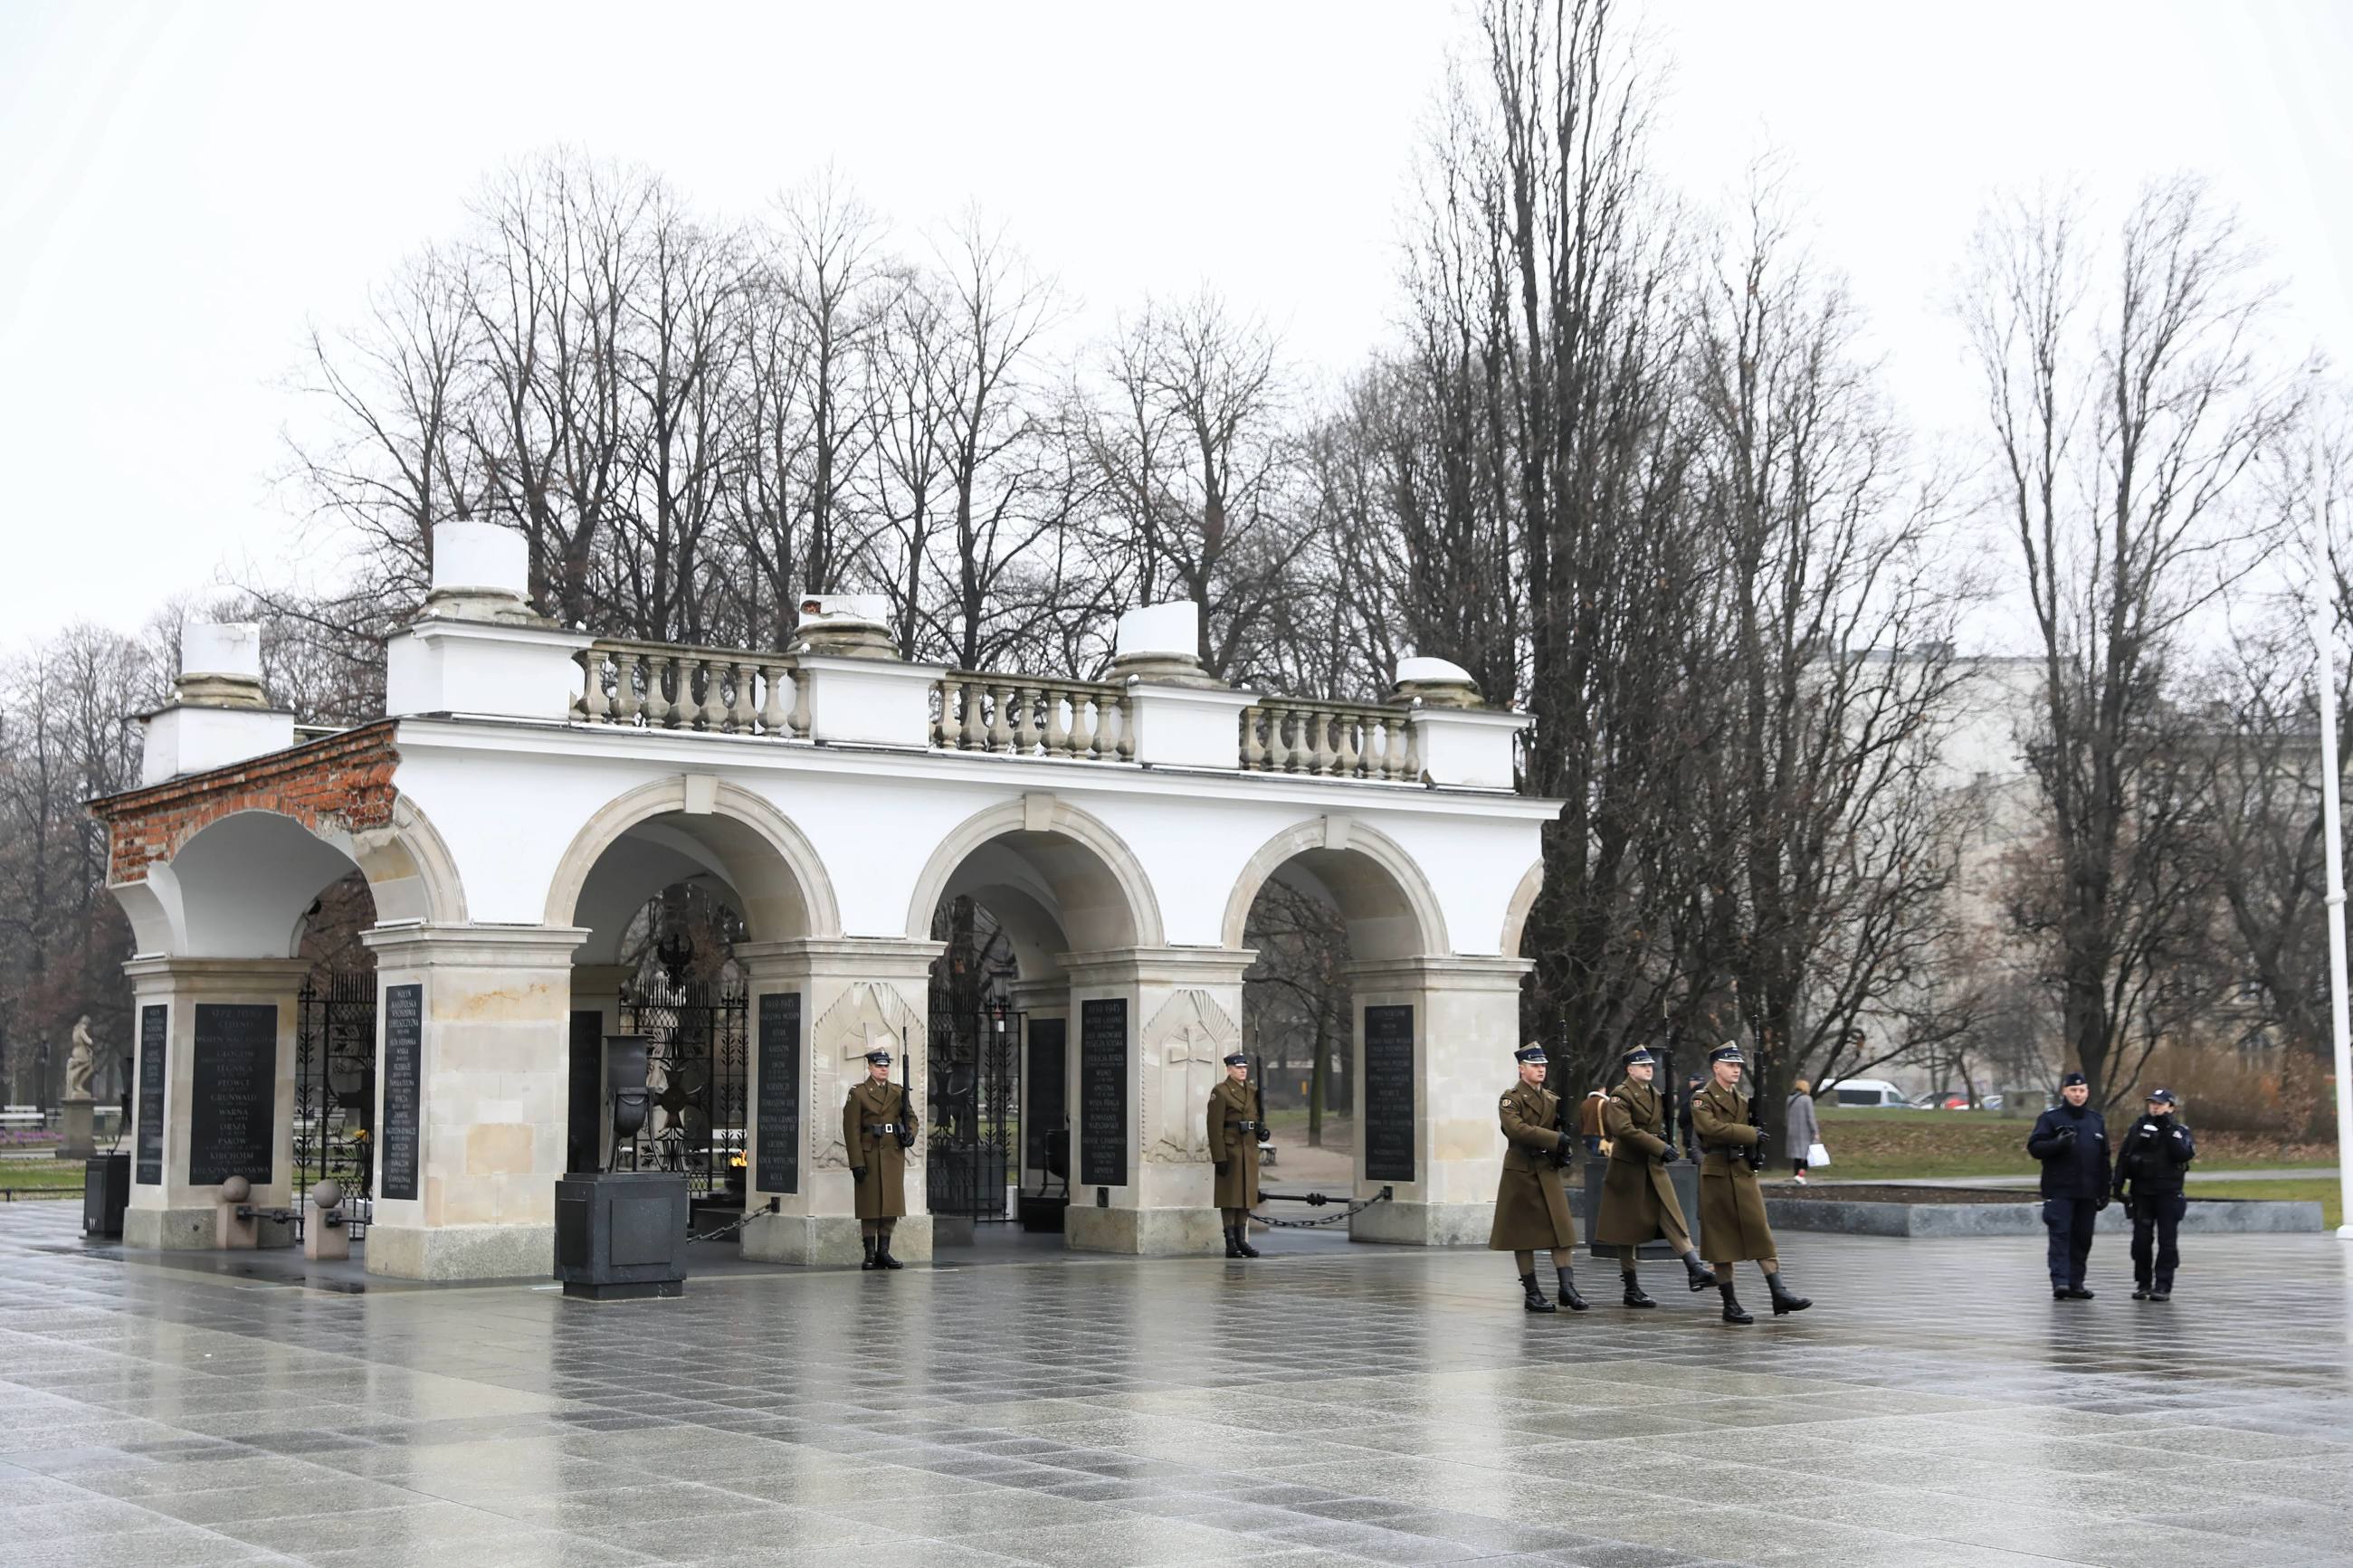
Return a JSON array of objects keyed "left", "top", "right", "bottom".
[
  {"left": 82, "top": 1153, "right": 129, "bottom": 1238},
  {"left": 1018, "top": 1193, "right": 1068, "bottom": 1232},
  {"left": 554, "top": 1172, "right": 689, "bottom": 1301},
  {"left": 1581, "top": 1155, "right": 1702, "bottom": 1259}
]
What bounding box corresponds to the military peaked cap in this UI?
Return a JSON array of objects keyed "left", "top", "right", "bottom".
[
  {"left": 1621, "top": 1045, "right": 1657, "bottom": 1068},
  {"left": 1513, "top": 1043, "right": 1548, "bottom": 1065},
  {"left": 864, "top": 1048, "right": 894, "bottom": 1067},
  {"left": 1708, "top": 1043, "right": 1746, "bottom": 1065},
  {"left": 1222, "top": 1051, "right": 1249, "bottom": 1067}
]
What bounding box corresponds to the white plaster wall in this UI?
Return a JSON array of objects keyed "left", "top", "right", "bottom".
[{"left": 388, "top": 722, "right": 1555, "bottom": 958}]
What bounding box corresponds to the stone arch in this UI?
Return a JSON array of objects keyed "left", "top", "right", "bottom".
[
  {"left": 1500, "top": 860, "right": 1544, "bottom": 958},
  {"left": 904, "top": 794, "right": 1166, "bottom": 953},
  {"left": 1220, "top": 815, "right": 1450, "bottom": 961},
  {"left": 106, "top": 798, "right": 469, "bottom": 960},
  {"left": 541, "top": 775, "right": 842, "bottom": 945}
]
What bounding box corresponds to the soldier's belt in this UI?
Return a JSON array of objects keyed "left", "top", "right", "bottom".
[
  {"left": 863, "top": 1123, "right": 908, "bottom": 1137},
  {"left": 1226, "top": 1120, "right": 1265, "bottom": 1136}
]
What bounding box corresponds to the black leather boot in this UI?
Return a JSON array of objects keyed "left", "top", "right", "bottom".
[
  {"left": 1719, "top": 1281, "right": 1753, "bottom": 1325},
  {"left": 1767, "top": 1271, "right": 1811, "bottom": 1315},
  {"left": 1681, "top": 1250, "right": 1714, "bottom": 1292},
  {"left": 1234, "top": 1223, "right": 1260, "bottom": 1259},
  {"left": 2148, "top": 1280, "right": 2171, "bottom": 1303},
  {"left": 1223, "top": 1225, "right": 1244, "bottom": 1259},
  {"left": 1520, "top": 1272, "right": 1557, "bottom": 1313},
  {"left": 875, "top": 1232, "right": 904, "bottom": 1269},
  {"left": 1555, "top": 1267, "right": 1589, "bottom": 1312},
  {"left": 1622, "top": 1272, "right": 1655, "bottom": 1308},
  {"left": 861, "top": 1235, "right": 878, "bottom": 1271}
]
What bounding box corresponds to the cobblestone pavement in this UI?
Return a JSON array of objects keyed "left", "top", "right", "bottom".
[{"left": 5, "top": 1202, "right": 2351, "bottom": 1568}]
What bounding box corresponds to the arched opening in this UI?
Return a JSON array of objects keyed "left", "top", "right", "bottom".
[
  {"left": 550, "top": 787, "right": 834, "bottom": 1215},
  {"left": 908, "top": 800, "right": 1160, "bottom": 1239},
  {"left": 1231, "top": 822, "right": 1448, "bottom": 1215}
]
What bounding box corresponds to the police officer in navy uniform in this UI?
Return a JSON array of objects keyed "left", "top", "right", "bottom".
[
  {"left": 2113, "top": 1087, "right": 2196, "bottom": 1302},
  {"left": 2026, "top": 1070, "right": 2110, "bottom": 1299}
]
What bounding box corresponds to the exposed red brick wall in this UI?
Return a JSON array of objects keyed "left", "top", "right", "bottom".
[{"left": 90, "top": 721, "right": 399, "bottom": 885}]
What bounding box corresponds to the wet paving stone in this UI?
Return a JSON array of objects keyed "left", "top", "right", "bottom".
[{"left": 4, "top": 1203, "right": 2351, "bottom": 1565}]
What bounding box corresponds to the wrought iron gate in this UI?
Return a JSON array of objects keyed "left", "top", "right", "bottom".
[
  {"left": 293, "top": 970, "right": 376, "bottom": 1238},
  {"left": 620, "top": 977, "right": 748, "bottom": 1199},
  {"left": 928, "top": 1006, "right": 1020, "bottom": 1222}
]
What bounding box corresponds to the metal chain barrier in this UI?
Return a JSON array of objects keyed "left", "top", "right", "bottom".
[
  {"left": 1249, "top": 1184, "right": 1394, "bottom": 1229},
  {"left": 687, "top": 1196, "right": 778, "bottom": 1245}
]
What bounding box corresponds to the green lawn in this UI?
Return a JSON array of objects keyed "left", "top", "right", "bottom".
[
  {"left": 2183, "top": 1179, "right": 2344, "bottom": 1231},
  {"left": 0, "top": 1160, "right": 87, "bottom": 1196},
  {"left": 1808, "top": 1107, "right": 2333, "bottom": 1183}
]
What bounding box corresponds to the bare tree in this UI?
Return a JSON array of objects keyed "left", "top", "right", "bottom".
[{"left": 1962, "top": 177, "right": 2299, "bottom": 1105}]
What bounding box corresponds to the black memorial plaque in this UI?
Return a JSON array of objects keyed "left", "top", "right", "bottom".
[
  {"left": 379, "top": 983, "right": 423, "bottom": 1201},
  {"left": 1024, "top": 1017, "right": 1067, "bottom": 1174},
  {"left": 1079, "top": 998, "right": 1128, "bottom": 1188},
  {"left": 1362, "top": 1003, "right": 1416, "bottom": 1183},
  {"left": 188, "top": 1003, "right": 277, "bottom": 1187},
  {"left": 755, "top": 991, "right": 802, "bottom": 1194},
  {"left": 134, "top": 1004, "right": 167, "bottom": 1185}
]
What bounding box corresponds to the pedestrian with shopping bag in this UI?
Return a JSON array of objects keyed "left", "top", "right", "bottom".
[{"left": 1786, "top": 1080, "right": 1824, "bottom": 1183}]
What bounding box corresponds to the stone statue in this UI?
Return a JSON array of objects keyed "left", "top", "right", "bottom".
[{"left": 63, "top": 1017, "right": 96, "bottom": 1101}]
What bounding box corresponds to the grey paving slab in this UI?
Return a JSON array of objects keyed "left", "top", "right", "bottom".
[{"left": 4, "top": 1202, "right": 2352, "bottom": 1568}]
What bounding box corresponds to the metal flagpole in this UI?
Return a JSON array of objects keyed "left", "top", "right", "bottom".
[{"left": 2307, "top": 387, "right": 2353, "bottom": 1240}]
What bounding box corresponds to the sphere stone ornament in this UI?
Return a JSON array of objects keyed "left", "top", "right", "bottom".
[
  {"left": 220, "top": 1175, "right": 252, "bottom": 1204},
  {"left": 310, "top": 1180, "right": 342, "bottom": 1212}
]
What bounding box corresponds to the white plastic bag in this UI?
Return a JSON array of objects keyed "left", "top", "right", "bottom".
[{"left": 1806, "top": 1141, "right": 1830, "bottom": 1168}]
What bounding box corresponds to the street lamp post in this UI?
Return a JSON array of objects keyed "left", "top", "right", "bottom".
[{"left": 2315, "top": 609, "right": 2353, "bottom": 1240}]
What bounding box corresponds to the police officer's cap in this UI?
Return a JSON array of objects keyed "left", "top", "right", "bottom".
[
  {"left": 864, "top": 1048, "right": 894, "bottom": 1067},
  {"left": 1513, "top": 1043, "right": 1548, "bottom": 1065},
  {"left": 1708, "top": 1043, "right": 1746, "bottom": 1066},
  {"left": 2060, "top": 1070, "right": 2088, "bottom": 1088},
  {"left": 1222, "top": 1051, "right": 1249, "bottom": 1068},
  {"left": 2146, "top": 1087, "right": 2177, "bottom": 1105},
  {"left": 1621, "top": 1045, "right": 1657, "bottom": 1069}
]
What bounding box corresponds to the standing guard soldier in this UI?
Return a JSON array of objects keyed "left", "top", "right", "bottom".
[
  {"left": 1207, "top": 1050, "right": 1263, "bottom": 1259},
  {"left": 843, "top": 1046, "right": 919, "bottom": 1270},
  {"left": 1491, "top": 1043, "right": 1586, "bottom": 1313},
  {"left": 2113, "top": 1087, "right": 2196, "bottom": 1302},
  {"left": 1689, "top": 1041, "right": 1812, "bottom": 1323},
  {"left": 1595, "top": 1045, "right": 1714, "bottom": 1306}
]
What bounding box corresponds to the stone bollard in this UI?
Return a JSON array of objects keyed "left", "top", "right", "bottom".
[
  {"left": 303, "top": 1180, "right": 350, "bottom": 1261},
  {"left": 214, "top": 1176, "right": 258, "bottom": 1250}
]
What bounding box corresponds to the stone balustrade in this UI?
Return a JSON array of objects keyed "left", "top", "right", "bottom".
[
  {"left": 1241, "top": 698, "right": 1420, "bottom": 782},
  {"left": 931, "top": 673, "right": 1133, "bottom": 762},
  {"left": 573, "top": 640, "right": 808, "bottom": 737}
]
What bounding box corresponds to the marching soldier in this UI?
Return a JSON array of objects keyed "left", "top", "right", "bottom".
[
  {"left": 1595, "top": 1044, "right": 1714, "bottom": 1306},
  {"left": 1490, "top": 1043, "right": 1587, "bottom": 1313},
  {"left": 1207, "top": 1050, "right": 1263, "bottom": 1259},
  {"left": 843, "top": 1047, "right": 919, "bottom": 1270},
  {"left": 1689, "top": 1041, "right": 1813, "bottom": 1323}
]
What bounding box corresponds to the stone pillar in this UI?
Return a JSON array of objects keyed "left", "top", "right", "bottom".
[
  {"left": 1060, "top": 947, "right": 1254, "bottom": 1257},
  {"left": 733, "top": 937, "right": 943, "bottom": 1266},
  {"left": 1009, "top": 977, "right": 1071, "bottom": 1203},
  {"left": 1344, "top": 955, "right": 1532, "bottom": 1246},
  {"left": 358, "top": 925, "right": 586, "bottom": 1281},
  {"left": 119, "top": 958, "right": 309, "bottom": 1250}
]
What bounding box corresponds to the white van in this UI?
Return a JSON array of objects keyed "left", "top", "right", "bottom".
[{"left": 1825, "top": 1078, "right": 1910, "bottom": 1108}]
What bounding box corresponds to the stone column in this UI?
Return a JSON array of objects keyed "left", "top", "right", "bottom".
[
  {"left": 119, "top": 957, "right": 310, "bottom": 1250},
  {"left": 733, "top": 937, "right": 943, "bottom": 1266},
  {"left": 358, "top": 925, "right": 586, "bottom": 1281},
  {"left": 1344, "top": 955, "right": 1532, "bottom": 1246},
  {"left": 1060, "top": 946, "right": 1254, "bottom": 1257},
  {"left": 1008, "top": 977, "right": 1071, "bottom": 1206}
]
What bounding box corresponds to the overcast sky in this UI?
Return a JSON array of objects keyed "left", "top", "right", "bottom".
[{"left": 3, "top": 0, "right": 2348, "bottom": 644}]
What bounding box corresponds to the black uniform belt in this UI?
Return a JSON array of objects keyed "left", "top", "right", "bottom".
[
  {"left": 1226, "top": 1120, "right": 1264, "bottom": 1136},
  {"left": 863, "top": 1123, "right": 907, "bottom": 1136}
]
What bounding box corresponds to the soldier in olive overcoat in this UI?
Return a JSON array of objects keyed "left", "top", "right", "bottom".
[
  {"left": 1595, "top": 1045, "right": 1715, "bottom": 1307},
  {"left": 1689, "top": 1042, "right": 1812, "bottom": 1323},
  {"left": 1206, "top": 1051, "right": 1263, "bottom": 1259},
  {"left": 1489, "top": 1043, "right": 1587, "bottom": 1313},
  {"left": 843, "top": 1047, "right": 919, "bottom": 1270}
]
